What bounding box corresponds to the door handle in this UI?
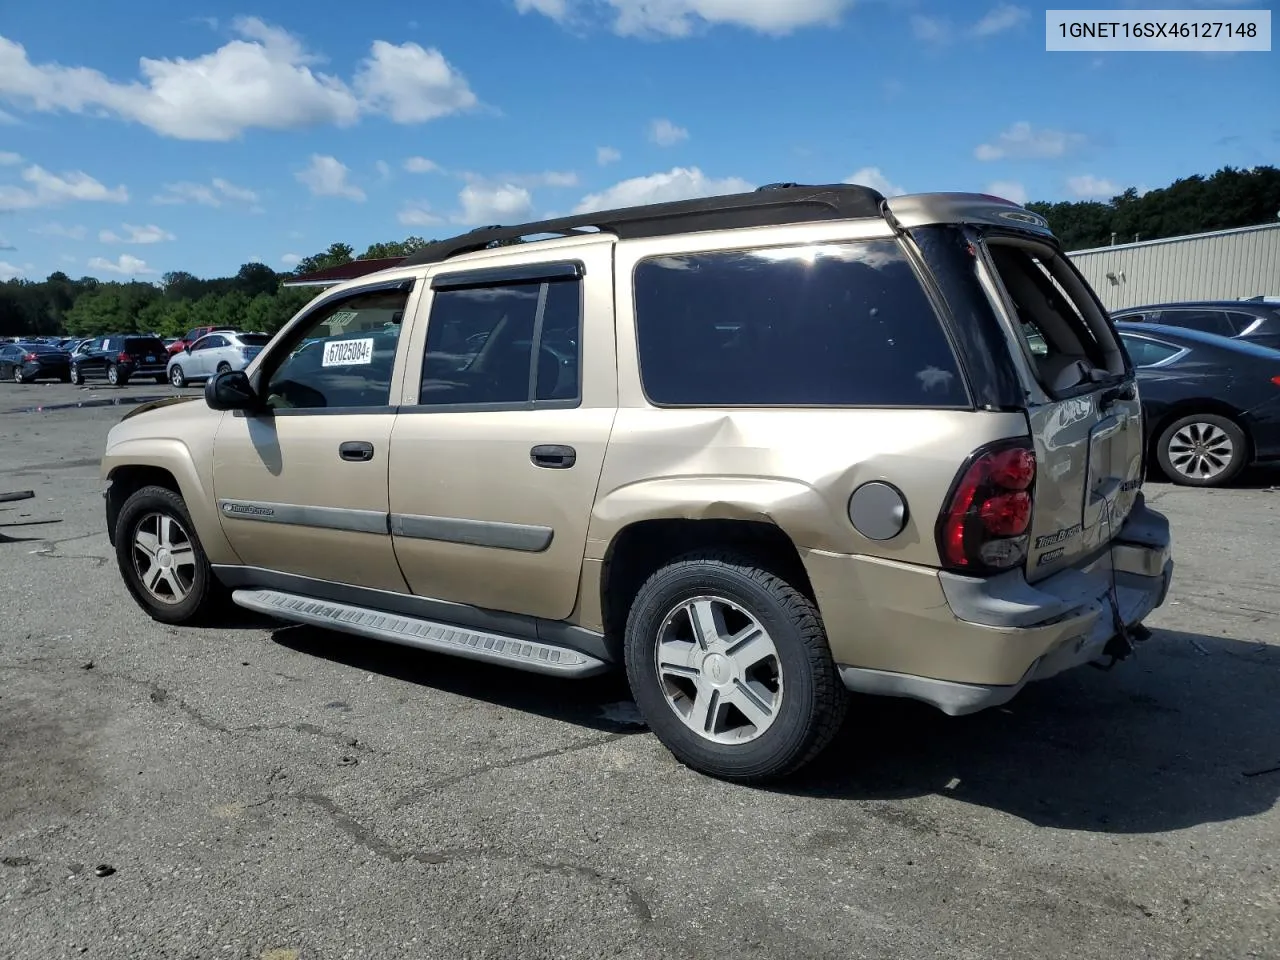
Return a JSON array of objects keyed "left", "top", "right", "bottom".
[
  {"left": 339, "top": 441, "right": 375, "bottom": 462},
  {"left": 530, "top": 444, "right": 576, "bottom": 469}
]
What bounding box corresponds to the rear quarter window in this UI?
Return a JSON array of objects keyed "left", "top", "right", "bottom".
[{"left": 632, "top": 239, "right": 969, "bottom": 407}]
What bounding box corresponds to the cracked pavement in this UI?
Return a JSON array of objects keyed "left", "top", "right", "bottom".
[{"left": 1, "top": 383, "right": 1278, "bottom": 960}]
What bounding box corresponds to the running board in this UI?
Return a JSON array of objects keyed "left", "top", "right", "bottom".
[{"left": 232, "top": 588, "right": 610, "bottom": 679}]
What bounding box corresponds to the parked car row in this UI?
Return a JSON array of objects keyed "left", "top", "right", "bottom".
[{"left": 1, "top": 329, "right": 269, "bottom": 387}]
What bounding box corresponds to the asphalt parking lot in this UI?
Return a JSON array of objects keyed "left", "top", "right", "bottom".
[{"left": 1, "top": 381, "right": 1277, "bottom": 960}]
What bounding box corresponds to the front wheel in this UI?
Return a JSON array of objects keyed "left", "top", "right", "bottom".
[
  {"left": 169, "top": 365, "right": 186, "bottom": 388},
  {"left": 113, "top": 485, "right": 228, "bottom": 624},
  {"left": 1156, "top": 413, "right": 1248, "bottom": 487},
  {"left": 624, "top": 550, "right": 848, "bottom": 783},
  {"left": 216, "top": 361, "right": 232, "bottom": 375},
  {"left": 70, "top": 366, "right": 85, "bottom": 386}
]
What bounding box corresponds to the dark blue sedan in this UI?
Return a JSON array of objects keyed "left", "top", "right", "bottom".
[{"left": 1116, "top": 321, "right": 1280, "bottom": 487}]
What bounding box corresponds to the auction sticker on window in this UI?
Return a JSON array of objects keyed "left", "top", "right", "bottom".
[{"left": 322, "top": 338, "right": 375, "bottom": 367}]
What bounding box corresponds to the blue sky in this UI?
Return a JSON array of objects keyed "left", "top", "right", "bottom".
[{"left": 1, "top": 0, "right": 1276, "bottom": 282}]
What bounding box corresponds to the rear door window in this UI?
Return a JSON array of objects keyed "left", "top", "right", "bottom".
[
  {"left": 1120, "top": 335, "right": 1182, "bottom": 367},
  {"left": 632, "top": 239, "right": 968, "bottom": 407},
  {"left": 1157, "top": 309, "right": 1234, "bottom": 337}
]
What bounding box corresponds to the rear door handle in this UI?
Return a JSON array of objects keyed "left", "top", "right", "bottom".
[
  {"left": 531, "top": 444, "right": 576, "bottom": 469},
  {"left": 339, "top": 441, "right": 375, "bottom": 462}
]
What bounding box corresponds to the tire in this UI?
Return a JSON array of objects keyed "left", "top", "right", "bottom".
[
  {"left": 70, "top": 366, "right": 85, "bottom": 386},
  {"left": 169, "top": 365, "right": 186, "bottom": 388},
  {"left": 113, "top": 485, "right": 229, "bottom": 625},
  {"left": 106, "top": 364, "right": 120, "bottom": 386},
  {"left": 1156, "top": 413, "right": 1248, "bottom": 488},
  {"left": 624, "top": 550, "right": 848, "bottom": 783},
  {"left": 14, "top": 367, "right": 29, "bottom": 384},
  {"left": 216, "top": 362, "right": 232, "bottom": 375}
]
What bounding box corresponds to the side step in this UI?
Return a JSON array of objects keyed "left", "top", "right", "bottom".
[{"left": 232, "top": 588, "right": 610, "bottom": 679}]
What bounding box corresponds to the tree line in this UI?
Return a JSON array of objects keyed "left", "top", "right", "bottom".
[{"left": 2, "top": 165, "right": 1277, "bottom": 339}]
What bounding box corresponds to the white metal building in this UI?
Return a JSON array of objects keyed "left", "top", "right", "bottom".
[{"left": 1067, "top": 221, "right": 1280, "bottom": 311}]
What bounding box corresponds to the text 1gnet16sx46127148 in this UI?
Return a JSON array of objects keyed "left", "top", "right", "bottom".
[{"left": 99, "top": 183, "right": 1174, "bottom": 782}]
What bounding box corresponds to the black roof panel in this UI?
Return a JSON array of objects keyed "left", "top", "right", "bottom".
[{"left": 399, "top": 183, "right": 887, "bottom": 268}]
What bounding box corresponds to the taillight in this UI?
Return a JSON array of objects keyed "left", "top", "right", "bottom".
[
  {"left": 118, "top": 351, "right": 131, "bottom": 362},
  {"left": 1271, "top": 375, "right": 1280, "bottom": 387},
  {"left": 937, "top": 440, "right": 1037, "bottom": 573},
  {"left": 23, "top": 352, "right": 37, "bottom": 362}
]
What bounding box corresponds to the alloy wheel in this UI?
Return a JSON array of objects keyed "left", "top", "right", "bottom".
[
  {"left": 1167, "top": 421, "right": 1234, "bottom": 482},
  {"left": 131, "top": 512, "right": 197, "bottom": 604},
  {"left": 654, "top": 595, "right": 783, "bottom": 745}
]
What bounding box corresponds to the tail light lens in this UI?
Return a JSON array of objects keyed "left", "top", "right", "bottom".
[
  {"left": 1271, "top": 375, "right": 1280, "bottom": 387},
  {"left": 118, "top": 351, "right": 132, "bottom": 362},
  {"left": 23, "top": 352, "right": 37, "bottom": 362},
  {"left": 937, "top": 440, "right": 1037, "bottom": 573}
]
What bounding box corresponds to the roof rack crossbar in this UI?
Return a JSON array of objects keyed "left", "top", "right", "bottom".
[{"left": 398, "top": 183, "right": 887, "bottom": 268}]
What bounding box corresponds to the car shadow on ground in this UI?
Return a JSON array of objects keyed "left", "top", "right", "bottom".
[
  {"left": 1145, "top": 463, "right": 1280, "bottom": 490},
  {"left": 779, "top": 629, "right": 1280, "bottom": 834},
  {"left": 271, "top": 623, "right": 1279, "bottom": 833},
  {"left": 270, "top": 623, "right": 645, "bottom": 735}
]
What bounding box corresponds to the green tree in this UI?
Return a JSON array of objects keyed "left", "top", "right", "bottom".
[
  {"left": 360, "top": 237, "right": 432, "bottom": 259},
  {"left": 294, "top": 242, "right": 354, "bottom": 275}
]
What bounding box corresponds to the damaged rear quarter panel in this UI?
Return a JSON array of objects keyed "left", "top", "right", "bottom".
[{"left": 585, "top": 407, "right": 1032, "bottom": 566}]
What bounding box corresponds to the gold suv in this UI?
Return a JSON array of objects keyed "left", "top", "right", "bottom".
[{"left": 100, "top": 184, "right": 1174, "bottom": 782}]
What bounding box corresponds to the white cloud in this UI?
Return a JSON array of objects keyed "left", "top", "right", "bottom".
[
  {"left": 404, "top": 156, "right": 443, "bottom": 174},
  {"left": 100, "top": 223, "right": 176, "bottom": 244},
  {"left": 295, "top": 154, "right": 365, "bottom": 201},
  {"left": 574, "top": 166, "right": 754, "bottom": 214},
  {"left": 281, "top": 253, "right": 302, "bottom": 267},
  {"left": 0, "top": 236, "right": 13, "bottom": 250},
  {"left": 597, "top": 146, "right": 621, "bottom": 166},
  {"left": 971, "top": 5, "right": 1029, "bottom": 37},
  {"left": 455, "top": 182, "right": 534, "bottom": 224},
  {"left": 353, "top": 40, "right": 478, "bottom": 124},
  {"left": 398, "top": 202, "right": 444, "bottom": 226},
  {"left": 152, "top": 177, "right": 258, "bottom": 207},
  {"left": 844, "top": 166, "right": 906, "bottom": 197},
  {"left": 375, "top": 160, "right": 391, "bottom": 180},
  {"left": 0, "top": 164, "right": 127, "bottom": 211},
  {"left": 515, "top": 0, "right": 571, "bottom": 18},
  {"left": 0, "top": 19, "right": 478, "bottom": 141},
  {"left": 88, "top": 253, "right": 154, "bottom": 275},
  {"left": 911, "top": 15, "right": 952, "bottom": 43},
  {"left": 1067, "top": 175, "right": 1120, "bottom": 199},
  {"left": 518, "top": 0, "right": 854, "bottom": 37},
  {"left": 649, "top": 118, "right": 689, "bottom": 146},
  {"left": 975, "top": 121, "right": 1089, "bottom": 161},
  {"left": 31, "top": 221, "right": 87, "bottom": 240},
  {"left": 0, "top": 260, "right": 23, "bottom": 279},
  {"left": 0, "top": 150, "right": 19, "bottom": 165},
  {"left": 986, "top": 180, "right": 1029, "bottom": 205}
]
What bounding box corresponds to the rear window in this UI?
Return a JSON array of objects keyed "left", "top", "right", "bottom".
[
  {"left": 238, "top": 334, "right": 271, "bottom": 346},
  {"left": 984, "top": 242, "right": 1110, "bottom": 394},
  {"left": 632, "top": 239, "right": 968, "bottom": 407},
  {"left": 125, "top": 338, "right": 166, "bottom": 353}
]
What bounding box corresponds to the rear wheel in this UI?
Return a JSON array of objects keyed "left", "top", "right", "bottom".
[
  {"left": 113, "top": 485, "right": 228, "bottom": 624},
  {"left": 14, "top": 367, "right": 29, "bottom": 384},
  {"left": 1156, "top": 413, "right": 1248, "bottom": 487},
  {"left": 624, "top": 550, "right": 848, "bottom": 783},
  {"left": 106, "top": 364, "right": 121, "bottom": 386}
]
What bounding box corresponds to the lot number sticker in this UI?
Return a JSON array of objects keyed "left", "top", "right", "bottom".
[
  {"left": 322, "top": 338, "right": 375, "bottom": 367},
  {"left": 328, "top": 310, "right": 360, "bottom": 329}
]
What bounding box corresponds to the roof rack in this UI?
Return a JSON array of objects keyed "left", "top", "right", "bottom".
[{"left": 398, "top": 182, "right": 887, "bottom": 267}]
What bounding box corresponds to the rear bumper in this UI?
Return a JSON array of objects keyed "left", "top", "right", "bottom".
[{"left": 804, "top": 495, "right": 1174, "bottom": 716}]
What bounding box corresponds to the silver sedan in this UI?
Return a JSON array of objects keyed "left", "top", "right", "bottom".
[{"left": 166, "top": 331, "right": 271, "bottom": 387}]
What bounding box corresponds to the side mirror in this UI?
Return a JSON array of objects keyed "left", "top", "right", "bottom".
[
  {"left": 205, "top": 369, "right": 259, "bottom": 412},
  {"left": 183, "top": 345, "right": 191, "bottom": 354}
]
